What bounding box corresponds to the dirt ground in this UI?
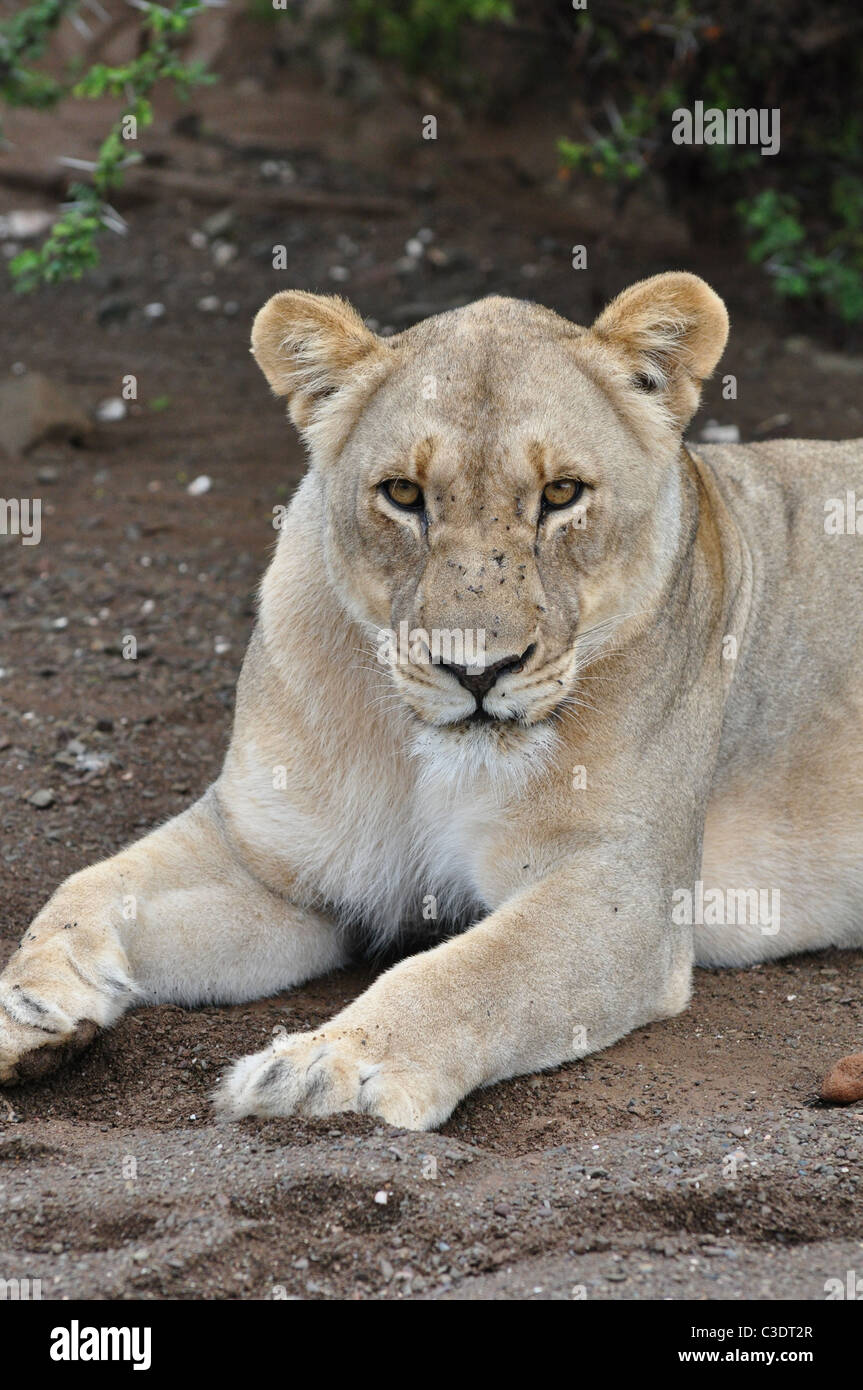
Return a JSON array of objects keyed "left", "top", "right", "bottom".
[{"left": 1, "top": 17, "right": 862, "bottom": 1301}]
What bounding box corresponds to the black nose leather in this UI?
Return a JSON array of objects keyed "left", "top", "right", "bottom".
[{"left": 442, "top": 645, "right": 535, "bottom": 701}]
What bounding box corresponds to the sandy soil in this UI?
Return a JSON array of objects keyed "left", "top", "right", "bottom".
[{"left": 1, "top": 18, "right": 861, "bottom": 1300}]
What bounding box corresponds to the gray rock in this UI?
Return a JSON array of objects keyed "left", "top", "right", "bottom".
[
  {"left": 27, "top": 788, "right": 55, "bottom": 808},
  {"left": 0, "top": 373, "right": 92, "bottom": 457}
]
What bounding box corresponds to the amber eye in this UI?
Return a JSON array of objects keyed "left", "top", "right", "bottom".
[
  {"left": 542, "top": 478, "right": 583, "bottom": 510},
  {"left": 381, "top": 478, "right": 423, "bottom": 511}
]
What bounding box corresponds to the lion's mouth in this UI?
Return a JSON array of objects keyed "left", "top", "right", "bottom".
[
  {"left": 444, "top": 703, "right": 558, "bottom": 732},
  {"left": 403, "top": 702, "right": 528, "bottom": 733},
  {"left": 462, "top": 707, "right": 497, "bottom": 726},
  {"left": 398, "top": 684, "right": 571, "bottom": 732}
]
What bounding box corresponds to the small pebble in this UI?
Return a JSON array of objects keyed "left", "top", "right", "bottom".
[
  {"left": 699, "top": 420, "right": 740, "bottom": 444},
  {"left": 96, "top": 397, "right": 127, "bottom": 423}
]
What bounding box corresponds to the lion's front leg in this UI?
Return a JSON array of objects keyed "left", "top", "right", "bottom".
[
  {"left": 1, "top": 790, "right": 347, "bottom": 1086},
  {"left": 215, "top": 852, "right": 696, "bottom": 1130},
  {"left": 0, "top": 865, "right": 140, "bottom": 1084}
]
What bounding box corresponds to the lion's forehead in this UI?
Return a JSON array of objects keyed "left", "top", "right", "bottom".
[
  {"left": 398, "top": 293, "right": 582, "bottom": 343},
  {"left": 356, "top": 350, "right": 627, "bottom": 483}
]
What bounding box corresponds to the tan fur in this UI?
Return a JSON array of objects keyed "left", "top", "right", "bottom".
[{"left": 2, "top": 274, "right": 861, "bottom": 1129}]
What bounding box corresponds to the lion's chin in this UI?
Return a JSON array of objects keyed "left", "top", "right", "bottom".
[{"left": 407, "top": 716, "right": 560, "bottom": 797}]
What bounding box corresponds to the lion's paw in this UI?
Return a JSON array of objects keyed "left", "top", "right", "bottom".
[
  {"left": 213, "top": 1029, "right": 450, "bottom": 1130},
  {"left": 0, "top": 929, "right": 136, "bottom": 1085},
  {"left": 0, "top": 1009, "right": 101, "bottom": 1085}
]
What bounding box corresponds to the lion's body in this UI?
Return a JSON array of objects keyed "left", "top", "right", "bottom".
[
  {"left": 2, "top": 278, "right": 861, "bottom": 1127},
  {"left": 698, "top": 440, "right": 863, "bottom": 965}
]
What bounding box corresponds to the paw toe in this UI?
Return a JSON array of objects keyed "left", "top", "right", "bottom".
[
  {"left": 0, "top": 1016, "right": 99, "bottom": 1086},
  {"left": 214, "top": 1033, "right": 443, "bottom": 1129}
]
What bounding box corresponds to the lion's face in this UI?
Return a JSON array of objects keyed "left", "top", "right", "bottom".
[
  {"left": 327, "top": 310, "right": 679, "bottom": 734},
  {"left": 251, "top": 278, "right": 728, "bottom": 746}
]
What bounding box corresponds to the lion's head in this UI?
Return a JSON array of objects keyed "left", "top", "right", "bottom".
[{"left": 251, "top": 274, "right": 728, "bottom": 761}]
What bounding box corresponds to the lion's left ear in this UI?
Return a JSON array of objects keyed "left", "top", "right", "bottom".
[
  {"left": 251, "top": 290, "right": 384, "bottom": 429},
  {"left": 589, "top": 272, "right": 729, "bottom": 431}
]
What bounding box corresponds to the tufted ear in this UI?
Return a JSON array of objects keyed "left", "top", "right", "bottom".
[
  {"left": 251, "top": 291, "right": 384, "bottom": 429},
  {"left": 589, "top": 272, "right": 729, "bottom": 432}
]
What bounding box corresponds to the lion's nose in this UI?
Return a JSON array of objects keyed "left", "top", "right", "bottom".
[{"left": 441, "top": 644, "right": 535, "bottom": 701}]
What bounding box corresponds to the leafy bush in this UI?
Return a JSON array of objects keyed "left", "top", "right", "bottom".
[
  {"left": 551, "top": 3, "right": 863, "bottom": 324},
  {"left": 346, "top": 0, "right": 513, "bottom": 73},
  {"left": 1, "top": 0, "right": 214, "bottom": 291},
  {"left": 738, "top": 188, "right": 863, "bottom": 324}
]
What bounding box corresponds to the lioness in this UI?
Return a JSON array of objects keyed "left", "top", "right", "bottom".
[{"left": 2, "top": 273, "right": 861, "bottom": 1128}]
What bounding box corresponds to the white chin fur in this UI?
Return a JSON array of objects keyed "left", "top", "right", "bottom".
[{"left": 408, "top": 719, "right": 559, "bottom": 798}]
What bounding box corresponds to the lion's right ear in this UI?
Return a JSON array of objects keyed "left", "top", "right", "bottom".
[
  {"left": 251, "top": 291, "right": 383, "bottom": 428},
  {"left": 588, "top": 272, "right": 729, "bottom": 433}
]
